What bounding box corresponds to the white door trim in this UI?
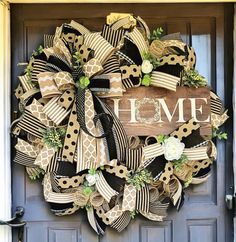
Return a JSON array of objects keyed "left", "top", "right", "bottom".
[{"left": 0, "top": 1, "right": 12, "bottom": 242}]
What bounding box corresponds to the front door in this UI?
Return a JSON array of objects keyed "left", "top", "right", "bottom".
[{"left": 11, "top": 3, "right": 234, "bottom": 242}]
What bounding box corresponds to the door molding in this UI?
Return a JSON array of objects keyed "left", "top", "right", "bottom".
[
  {"left": 6, "top": 0, "right": 236, "bottom": 2},
  {"left": 0, "top": 1, "right": 12, "bottom": 242}
]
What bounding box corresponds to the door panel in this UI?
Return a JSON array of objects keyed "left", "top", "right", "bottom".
[{"left": 11, "top": 3, "right": 233, "bottom": 242}]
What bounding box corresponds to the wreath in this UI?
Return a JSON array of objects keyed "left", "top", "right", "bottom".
[{"left": 12, "top": 13, "right": 228, "bottom": 234}]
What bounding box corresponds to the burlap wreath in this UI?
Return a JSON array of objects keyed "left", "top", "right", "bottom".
[{"left": 12, "top": 13, "right": 228, "bottom": 234}]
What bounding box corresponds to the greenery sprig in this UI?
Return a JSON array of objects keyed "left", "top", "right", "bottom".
[
  {"left": 32, "top": 45, "right": 44, "bottom": 57},
  {"left": 72, "top": 51, "right": 82, "bottom": 67},
  {"left": 156, "top": 134, "right": 169, "bottom": 144},
  {"left": 182, "top": 69, "right": 207, "bottom": 88},
  {"left": 24, "top": 63, "right": 33, "bottom": 78},
  {"left": 149, "top": 27, "right": 164, "bottom": 41},
  {"left": 130, "top": 210, "right": 139, "bottom": 219},
  {"left": 141, "top": 74, "right": 152, "bottom": 87},
  {"left": 142, "top": 51, "right": 160, "bottom": 70},
  {"left": 41, "top": 127, "right": 66, "bottom": 150},
  {"left": 127, "top": 169, "right": 152, "bottom": 190},
  {"left": 83, "top": 186, "right": 94, "bottom": 196},
  {"left": 212, "top": 127, "right": 227, "bottom": 140},
  {"left": 172, "top": 154, "right": 188, "bottom": 172},
  {"left": 88, "top": 168, "right": 97, "bottom": 175},
  {"left": 29, "top": 168, "right": 45, "bottom": 180},
  {"left": 77, "top": 76, "right": 90, "bottom": 89},
  {"left": 24, "top": 45, "right": 43, "bottom": 78},
  {"left": 183, "top": 175, "right": 192, "bottom": 188}
]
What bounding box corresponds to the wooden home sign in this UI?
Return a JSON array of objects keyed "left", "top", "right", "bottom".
[{"left": 106, "top": 87, "right": 211, "bottom": 136}]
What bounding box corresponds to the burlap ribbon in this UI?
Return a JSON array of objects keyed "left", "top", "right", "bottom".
[
  {"left": 18, "top": 74, "right": 35, "bottom": 92},
  {"left": 84, "top": 32, "right": 115, "bottom": 64},
  {"left": 69, "top": 20, "right": 91, "bottom": 35},
  {"left": 122, "top": 184, "right": 136, "bottom": 211},
  {"left": 43, "top": 173, "right": 75, "bottom": 204},
  {"left": 42, "top": 96, "right": 71, "bottom": 125},
  {"left": 150, "top": 39, "right": 196, "bottom": 70},
  {"left": 25, "top": 99, "right": 54, "bottom": 127},
  {"left": 107, "top": 13, "right": 136, "bottom": 29},
  {"left": 211, "top": 110, "right": 229, "bottom": 129},
  {"left": 34, "top": 145, "right": 56, "bottom": 171},
  {"left": 126, "top": 27, "right": 149, "bottom": 56},
  {"left": 37, "top": 71, "right": 74, "bottom": 98},
  {"left": 92, "top": 73, "right": 123, "bottom": 98},
  {"left": 73, "top": 187, "right": 104, "bottom": 208},
  {"left": 15, "top": 138, "right": 39, "bottom": 158},
  {"left": 121, "top": 64, "right": 142, "bottom": 88},
  {"left": 83, "top": 58, "right": 103, "bottom": 78},
  {"left": 95, "top": 171, "right": 119, "bottom": 203},
  {"left": 163, "top": 176, "right": 182, "bottom": 207}
]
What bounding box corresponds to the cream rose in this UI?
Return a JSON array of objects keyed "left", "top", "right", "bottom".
[
  {"left": 141, "top": 60, "right": 153, "bottom": 74},
  {"left": 86, "top": 173, "right": 99, "bottom": 186},
  {"left": 162, "top": 137, "right": 185, "bottom": 161}
]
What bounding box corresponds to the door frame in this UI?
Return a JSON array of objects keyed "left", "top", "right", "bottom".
[
  {"left": 0, "top": 1, "right": 12, "bottom": 242},
  {"left": 0, "top": 1, "right": 235, "bottom": 242}
]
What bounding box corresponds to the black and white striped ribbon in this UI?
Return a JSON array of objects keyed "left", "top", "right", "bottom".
[
  {"left": 17, "top": 110, "right": 46, "bottom": 138},
  {"left": 111, "top": 211, "right": 131, "bottom": 232},
  {"left": 151, "top": 71, "right": 180, "bottom": 92},
  {"left": 31, "top": 59, "right": 48, "bottom": 82},
  {"left": 126, "top": 27, "right": 149, "bottom": 56},
  {"left": 18, "top": 74, "right": 35, "bottom": 91},
  {"left": 44, "top": 34, "right": 54, "bottom": 48},
  {"left": 101, "top": 25, "right": 126, "bottom": 47},
  {"left": 14, "top": 150, "right": 36, "bottom": 167},
  {"left": 125, "top": 147, "right": 142, "bottom": 170},
  {"left": 136, "top": 185, "right": 150, "bottom": 213},
  {"left": 96, "top": 172, "right": 119, "bottom": 203},
  {"left": 210, "top": 91, "right": 224, "bottom": 115},
  {"left": 102, "top": 54, "right": 121, "bottom": 74}
]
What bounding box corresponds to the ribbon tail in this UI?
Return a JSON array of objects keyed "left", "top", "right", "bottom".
[{"left": 87, "top": 208, "right": 99, "bottom": 235}]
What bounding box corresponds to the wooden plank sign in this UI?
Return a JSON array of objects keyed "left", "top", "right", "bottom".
[{"left": 106, "top": 86, "right": 211, "bottom": 136}]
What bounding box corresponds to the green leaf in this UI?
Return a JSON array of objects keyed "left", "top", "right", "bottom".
[
  {"left": 156, "top": 134, "right": 168, "bottom": 144},
  {"left": 172, "top": 154, "right": 188, "bottom": 172},
  {"left": 141, "top": 74, "right": 151, "bottom": 87},
  {"left": 129, "top": 210, "right": 139, "bottom": 219},
  {"left": 77, "top": 76, "right": 90, "bottom": 89},
  {"left": 83, "top": 186, "right": 93, "bottom": 196},
  {"left": 88, "top": 168, "right": 97, "bottom": 175},
  {"left": 127, "top": 169, "right": 153, "bottom": 190},
  {"left": 40, "top": 127, "right": 66, "bottom": 150},
  {"left": 32, "top": 45, "right": 44, "bottom": 57},
  {"left": 28, "top": 168, "right": 45, "bottom": 181},
  {"left": 73, "top": 51, "right": 82, "bottom": 66},
  {"left": 141, "top": 51, "right": 160, "bottom": 69},
  {"left": 182, "top": 69, "right": 207, "bottom": 88},
  {"left": 183, "top": 176, "right": 192, "bottom": 188},
  {"left": 149, "top": 27, "right": 164, "bottom": 41},
  {"left": 212, "top": 127, "right": 228, "bottom": 140}
]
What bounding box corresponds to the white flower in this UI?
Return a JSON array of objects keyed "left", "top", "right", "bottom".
[
  {"left": 141, "top": 60, "right": 153, "bottom": 74},
  {"left": 86, "top": 173, "right": 99, "bottom": 186},
  {"left": 162, "top": 137, "right": 185, "bottom": 161}
]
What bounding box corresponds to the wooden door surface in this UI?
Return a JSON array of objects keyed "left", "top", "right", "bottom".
[{"left": 11, "top": 3, "right": 234, "bottom": 242}]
